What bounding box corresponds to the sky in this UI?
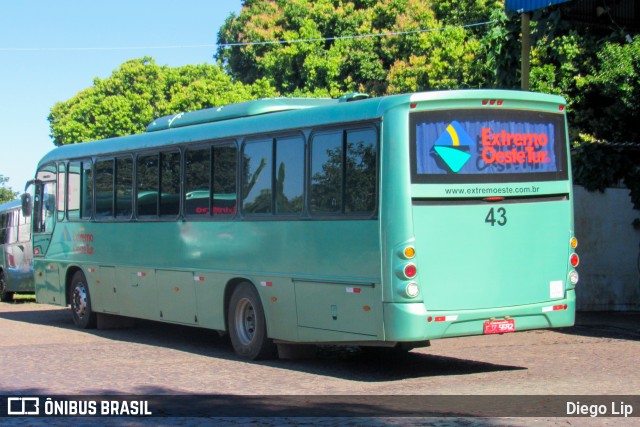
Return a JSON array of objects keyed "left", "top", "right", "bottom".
[{"left": 0, "top": 0, "right": 242, "bottom": 193}]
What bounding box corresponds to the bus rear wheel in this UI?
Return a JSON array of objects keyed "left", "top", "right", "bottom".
[
  {"left": 0, "top": 272, "right": 14, "bottom": 302},
  {"left": 70, "top": 271, "right": 97, "bottom": 329},
  {"left": 228, "top": 282, "right": 276, "bottom": 360}
]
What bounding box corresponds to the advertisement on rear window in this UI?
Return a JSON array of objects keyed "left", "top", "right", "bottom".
[{"left": 410, "top": 110, "right": 567, "bottom": 184}]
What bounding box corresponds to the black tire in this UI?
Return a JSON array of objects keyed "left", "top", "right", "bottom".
[
  {"left": 69, "top": 271, "right": 97, "bottom": 329},
  {"left": 227, "top": 282, "right": 276, "bottom": 360},
  {"left": 0, "top": 272, "right": 14, "bottom": 303}
]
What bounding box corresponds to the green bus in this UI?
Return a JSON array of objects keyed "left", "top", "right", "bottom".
[
  {"left": 25, "top": 90, "right": 579, "bottom": 359},
  {"left": 0, "top": 200, "right": 34, "bottom": 301}
]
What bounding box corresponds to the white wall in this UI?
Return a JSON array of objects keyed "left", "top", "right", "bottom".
[{"left": 573, "top": 186, "right": 640, "bottom": 311}]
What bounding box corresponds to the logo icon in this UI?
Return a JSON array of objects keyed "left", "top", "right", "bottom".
[
  {"left": 433, "top": 121, "right": 475, "bottom": 173},
  {"left": 7, "top": 397, "right": 40, "bottom": 415}
]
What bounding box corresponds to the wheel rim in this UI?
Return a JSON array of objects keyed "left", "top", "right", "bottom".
[
  {"left": 72, "top": 283, "right": 88, "bottom": 319},
  {"left": 234, "top": 297, "right": 256, "bottom": 346}
]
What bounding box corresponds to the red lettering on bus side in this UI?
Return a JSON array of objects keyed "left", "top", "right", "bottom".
[
  {"left": 483, "top": 147, "right": 549, "bottom": 165},
  {"left": 537, "top": 133, "right": 548, "bottom": 146},
  {"left": 481, "top": 128, "right": 493, "bottom": 146},
  {"left": 481, "top": 127, "right": 549, "bottom": 148}
]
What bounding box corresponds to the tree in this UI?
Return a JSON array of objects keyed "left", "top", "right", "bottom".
[
  {"left": 216, "top": 0, "right": 500, "bottom": 97},
  {"left": 571, "top": 35, "right": 640, "bottom": 143},
  {"left": 48, "top": 57, "right": 278, "bottom": 146},
  {"left": 0, "top": 175, "right": 18, "bottom": 203}
]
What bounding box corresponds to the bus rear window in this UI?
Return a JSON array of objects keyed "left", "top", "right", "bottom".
[{"left": 410, "top": 110, "right": 568, "bottom": 184}]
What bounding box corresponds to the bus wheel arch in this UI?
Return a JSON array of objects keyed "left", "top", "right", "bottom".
[
  {"left": 225, "top": 279, "right": 276, "bottom": 360},
  {"left": 68, "top": 268, "right": 97, "bottom": 329}
]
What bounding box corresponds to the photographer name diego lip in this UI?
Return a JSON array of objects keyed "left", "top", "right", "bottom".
[{"left": 567, "top": 401, "right": 634, "bottom": 417}]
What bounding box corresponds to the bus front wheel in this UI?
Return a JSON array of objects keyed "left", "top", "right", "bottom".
[
  {"left": 70, "top": 271, "right": 97, "bottom": 329},
  {"left": 228, "top": 282, "right": 276, "bottom": 360}
]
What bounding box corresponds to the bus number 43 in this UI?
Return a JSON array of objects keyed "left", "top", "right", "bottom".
[{"left": 485, "top": 207, "right": 507, "bottom": 226}]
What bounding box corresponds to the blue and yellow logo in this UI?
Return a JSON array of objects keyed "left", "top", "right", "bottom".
[{"left": 433, "top": 121, "right": 475, "bottom": 173}]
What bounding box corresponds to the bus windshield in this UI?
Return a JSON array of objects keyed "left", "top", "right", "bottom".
[{"left": 410, "top": 109, "right": 568, "bottom": 184}]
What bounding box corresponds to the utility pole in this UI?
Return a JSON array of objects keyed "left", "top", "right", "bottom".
[
  {"left": 521, "top": 12, "right": 531, "bottom": 91},
  {"left": 505, "top": 0, "right": 574, "bottom": 91}
]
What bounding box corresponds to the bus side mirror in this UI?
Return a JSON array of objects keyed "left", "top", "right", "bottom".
[{"left": 21, "top": 193, "right": 32, "bottom": 217}]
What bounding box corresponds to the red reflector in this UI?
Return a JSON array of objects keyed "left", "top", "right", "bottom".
[
  {"left": 410, "top": 103, "right": 417, "bottom": 109},
  {"left": 404, "top": 264, "right": 417, "bottom": 279},
  {"left": 434, "top": 316, "right": 446, "bottom": 322},
  {"left": 484, "top": 196, "right": 505, "bottom": 202},
  {"left": 553, "top": 305, "right": 565, "bottom": 311},
  {"left": 570, "top": 253, "right": 580, "bottom": 267}
]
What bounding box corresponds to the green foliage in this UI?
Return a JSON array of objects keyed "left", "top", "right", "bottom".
[
  {"left": 479, "top": 7, "right": 521, "bottom": 89},
  {"left": 572, "top": 36, "right": 640, "bottom": 143},
  {"left": 48, "top": 58, "right": 277, "bottom": 145},
  {"left": 0, "top": 175, "right": 18, "bottom": 203},
  {"left": 217, "top": 0, "right": 498, "bottom": 96}
]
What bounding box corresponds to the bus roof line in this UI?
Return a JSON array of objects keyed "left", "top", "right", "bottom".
[
  {"left": 146, "top": 97, "right": 340, "bottom": 132},
  {"left": 0, "top": 200, "right": 21, "bottom": 211}
]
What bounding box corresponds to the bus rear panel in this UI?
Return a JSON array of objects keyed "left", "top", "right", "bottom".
[{"left": 382, "top": 92, "right": 576, "bottom": 342}]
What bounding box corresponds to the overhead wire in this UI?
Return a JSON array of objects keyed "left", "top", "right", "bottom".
[
  {"left": 218, "top": 20, "right": 497, "bottom": 48},
  {"left": 0, "top": 20, "right": 497, "bottom": 53}
]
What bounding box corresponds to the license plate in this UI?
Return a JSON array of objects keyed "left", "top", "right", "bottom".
[{"left": 483, "top": 319, "right": 516, "bottom": 334}]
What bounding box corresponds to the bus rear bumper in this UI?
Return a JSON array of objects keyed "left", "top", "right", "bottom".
[{"left": 383, "top": 290, "right": 576, "bottom": 341}]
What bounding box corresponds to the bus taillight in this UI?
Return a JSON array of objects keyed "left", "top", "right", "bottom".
[
  {"left": 484, "top": 196, "right": 505, "bottom": 202},
  {"left": 403, "top": 263, "right": 417, "bottom": 279},
  {"left": 405, "top": 282, "right": 419, "bottom": 298},
  {"left": 403, "top": 246, "right": 416, "bottom": 259},
  {"left": 570, "top": 253, "right": 580, "bottom": 267},
  {"left": 569, "top": 270, "right": 579, "bottom": 285},
  {"left": 570, "top": 237, "right": 578, "bottom": 249}
]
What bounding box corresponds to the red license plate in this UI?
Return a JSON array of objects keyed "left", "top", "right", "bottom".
[{"left": 483, "top": 319, "right": 516, "bottom": 334}]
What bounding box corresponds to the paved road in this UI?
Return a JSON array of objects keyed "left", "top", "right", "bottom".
[{"left": 0, "top": 300, "right": 638, "bottom": 426}]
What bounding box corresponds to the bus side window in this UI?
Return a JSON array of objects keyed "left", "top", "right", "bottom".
[
  {"left": 81, "top": 161, "right": 93, "bottom": 219},
  {"left": 115, "top": 156, "right": 133, "bottom": 219},
  {"left": 242, "top": 140, "right": 273, "bottom": 215},
  {"left": 36, "top": 182, "right": 56, "bottom": 233},
  {"left": 137, "top": 154, "right": 159, "bottom": 217},
  {"left": 310, "top": 130, "right": 343, "bottom": 214},
  {"left": 18, "top": 208, "right": 31, "bottom": 243},
  {"left": 95, "top": 159, "right": 114, "bottom": 218},
  {"left": 57, "top": 163, "right": 66, "bottom": 221},
  {"left": 0, "top": 213, "right": 7, "bottom": 243},
  {"left": 160, "top": 151, "right": 181, "bottom": 217},
  {"left": 213, "top": 144, "right": 237, "bottom": 216},
  {"left": 345, "top": 128, "right": 377, "bottom": 214},
  {"left": 275, "top": 136, "right": 303, "bottom": 215},
  {"left": 67, "top": 162, "right": 81, "bottom": 220},
  {"left": 8, "top": 210, "right": 18, "bottom": 244},
  {"left": 185, "top": 147, "right": 211, "bottom": 216}
]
